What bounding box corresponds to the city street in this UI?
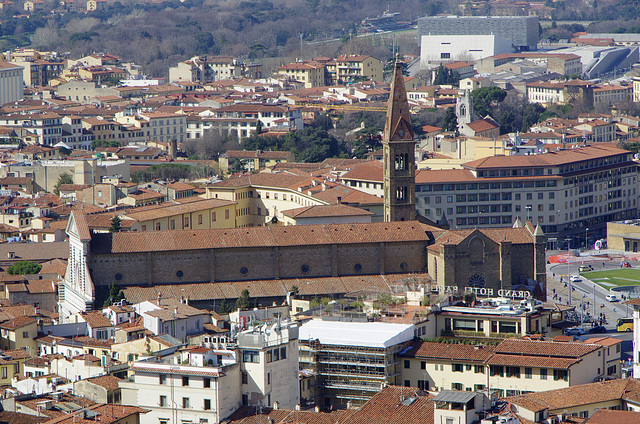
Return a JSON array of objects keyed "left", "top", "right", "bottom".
[{"left": 546, "top": 255, "right": 637, "bottom": 362}]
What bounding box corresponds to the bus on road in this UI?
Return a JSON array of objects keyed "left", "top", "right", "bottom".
[{"left": 617, "top": 317, "right": 633, "bottom": 332}]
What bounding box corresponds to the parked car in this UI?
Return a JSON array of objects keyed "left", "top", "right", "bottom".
[
  {"left": 606, "top": 294, "right": 620, "bottom": 302},
  {"left": 588, "top": 325, "right": 607, "bottom": 334},
  {"left": 564, "top": 327, "right": 585, "bottom": 336},
  {"left": 570, "top": 275, "right": 582, "bottom": 283},
  {"left": 579, "top": 265, "right": 594, "bottom": 272}
]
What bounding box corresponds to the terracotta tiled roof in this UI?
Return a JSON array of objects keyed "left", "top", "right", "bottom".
[
  {"left": 467, "top": 118, "right": 499, "bottom": 132},
  {"left": 121, "top": 273, "right": 433, "bottom": 303},
  {"left": 91, "top": 221, "right": 430, "bottom": 253},
  {"left": 45, "top": 404, "right": 148, "bottom": 424},
  {"left": 486, "top": 353, "right": 579, "bottom": 369},
  {"left": 26, "top": 280, "right": 56, "bottom": 294},
  {"left": 494, "top": 338, "right": 601, "bottom": 358},
  {"left": 125, "top": 198, "right": 234, "bottom": 222},
  {"left": 85, "top": 374, "right": 122, "bottom": 391},
  {"left": 312, "top": 185, "right": 383, "bottom": 205},
  {"left": 584, "top": 409, "right": 640, "bottom": 424},
  {"left": 80, "top": 311, "right": 113, "bottom": 329},
  {"left": 0, "top": 316, "right": 36, "bottom": 330},
  {"left": 341, "top": 161, "right": 383, "bottom": 182},
  {"left": 400, "top": 341, "right": 496, "bottom": 361},
  {"left": 506, "top": 378, "right": 640, "bottom": 412}
]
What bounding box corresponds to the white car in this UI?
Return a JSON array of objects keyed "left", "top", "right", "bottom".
[
  {"left": 564, "top": 327, "right": 585, "bottom": 336},
  {"left": 570, "top": 275, "right": 582, "bottom": 283},
  {"left": 606, "top": 294, "right": 620, "bottom": 302}
]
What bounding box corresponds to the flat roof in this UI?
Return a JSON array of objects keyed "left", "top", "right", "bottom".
[
  {"left": 298, "top": 319, "right": 414, "bottom": 348},
  {"left": 433, "top": 391, "right": 477, "bottom": 403}
]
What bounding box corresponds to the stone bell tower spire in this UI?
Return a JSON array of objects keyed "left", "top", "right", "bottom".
[{"left": 383, "top": 57, "right": 416, "bottom": 222}]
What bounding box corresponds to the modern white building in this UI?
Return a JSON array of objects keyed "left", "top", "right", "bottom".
[
  {"left": 0, "top": 62, "right": 24, "bottom": 106},
  {"left": 120, "top": 321, "right": 300, "bottom": 424},
  {"left": 298, "top": 319, "right": 414, "bottom": 409},
  {"left": 420, "top": 34, "right": 514, "bottom": 67}
]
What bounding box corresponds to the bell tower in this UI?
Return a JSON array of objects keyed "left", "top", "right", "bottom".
[{"left": 383, "top": 58, "right": 416, "bottom": 222}]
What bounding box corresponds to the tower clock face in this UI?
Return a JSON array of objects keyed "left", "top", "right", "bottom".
[{"left": 398, "top": 129, "right": 404, "bottom": 137}]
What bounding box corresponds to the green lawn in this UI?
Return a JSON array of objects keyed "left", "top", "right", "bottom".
[{"left": 582, "top": 269, "right": 640, "bottom": 287}]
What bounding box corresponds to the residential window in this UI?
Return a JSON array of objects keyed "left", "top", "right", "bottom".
[
  {"left": 540, "top": 368, "right": 547, "bottom": 380},
  {"left": 525, "top": 368, "right": 532, "bottom": 379},
  {"left": 204, "top": 378, "right": 210, "bottom": 388},
  {"left": 404, "top": 360, "right": 410, "bottom": 369},
  {"left": 198, "top": 214, "right": 203, "bottom": 225},
  {"left": 241, "top": 371, "right": 248, "bottom": 384},
  {"left": 182, "top": 376, "right": 189, "bottom": 386},
  {"left": 159, "top": 374, "right": 166, "bottom": 385},
  {"left": 1, "top": 368, "right": 6, "bottom": 379},
  {"left": 507, "top": 367, "right": 520, "bottom": 378},
  {"left": 267, "top": 351, "right": 273, "bottom": 363},
  {"left": 160, "top": 395, "right": 167, "bottom": 407},
  {"left": 225, "top": 210, "right": 230, "bottom": 220},
  {"left": 243, "top": 351, "right": 259, "bottom": 363},
  {"left": 474, "top": 365, "right": 484, "bottom": 374},
  {"left": 281, "top": 347, "right": 286, "bottom": 359},
  {"left": 490, "top": 365, "right": 504, "bottom": 377},
  {"left": 267, "top": 372, "right": 271, "bottom": 385},
  {"left": 553, "top": 369, "right": 567, "bottom": 381},
  {"left": 421, "top": 361, "right": 426, "bottom": 370},
  {"left": 452, "top": 363, "right": 463, "bottom": 372},
  {"left": 204, "top": 399, "right": 211, "bottom": 410},
  {"left": 182, "top": 397, "right": 189, "bottom": 409},
  {"left": 22, "top": 331, "right": 28, "bottom": 338},
  {"left": 451, "top": 382, "right": 463, "bottom": 390}
]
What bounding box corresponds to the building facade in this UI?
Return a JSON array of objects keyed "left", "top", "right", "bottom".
[{"left": 415, "top": 143, "right": 638, "bottom": 248}]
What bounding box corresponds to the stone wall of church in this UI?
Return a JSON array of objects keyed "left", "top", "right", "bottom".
[{"left": 87, "top": 240, "right": 428, "bottom": 288}]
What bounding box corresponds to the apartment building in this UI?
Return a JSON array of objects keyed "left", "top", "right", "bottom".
[
  {"left": 0, "top": 112, "right": 63, "bottom": 146},
  {"left": 526, "top": 80, "right": 594, "bottom": 106},
  {"left": 203, "top": 173, "right": 328, "bottom": 227},
  {"left": 593, "top": 84, "right": 631, "bottom": 106},
  {"left": 120, "top": 321, "right": 299, "bottom": 424},
  {"left": 0, "top": 62, "right": 24, "bottom": 106},
  {"left": 415, "top": 143, "right": 638, "bottom": 248},
  {"left": 326, "top": 55, "right": 383, "bottom": 84},
  {"left": 168, "top": 55, "right": 255, "bottom": 83},
  {"left": 298, "top": 319, "right": 414, "bottom": 409},
  {"left": 275, "top": 61, "right": 327, "bottom": 88},
  {"left": 401, "top": 338, "right": 620, "bottom": 397}
]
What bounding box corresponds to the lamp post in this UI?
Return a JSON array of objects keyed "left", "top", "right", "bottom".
[
  {"left": 565, "top": 237, "right": 572, "bottom": 306},
  {"left": 585, "top": 227, "right": 589, "bottom": 250}
]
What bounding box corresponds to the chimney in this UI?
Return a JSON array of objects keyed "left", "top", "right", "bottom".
[
  {"left": 295, "top": 404, "right": 301, "bottom": 411},
  {"left": 273, "top": 401, "right": 279, "bottom": 410},
  {"left": 337, "top": 196, "right": 342, "bottom": 204},
  {"left": 157, "top": 293, "right": 162, "bottom": 306}
]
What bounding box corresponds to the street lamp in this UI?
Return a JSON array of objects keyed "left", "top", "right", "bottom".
[
  {"left": 565, "top": 237, "right": 572, "bottom": 306},
  {"left": 585, "top": 227, "right": 589, "bottom": 250}
]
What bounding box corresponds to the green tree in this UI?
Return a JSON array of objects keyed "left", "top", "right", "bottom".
[
  {"left": 109, "top": 215, "right": 122, "bottom": 233},
  {"left": 91, "top": 139, "right": 121, "bottom": 149},
  {"left": 236, "top": 289, "right": 251, "bottom": 310},
  {"left": 433, "top": 64, "right": 461, "bottom": 86},
  {"left": 383, "top": 58, "right": 409, "bottom": 81},
  {"left": 6, "top": 260, "right": 42, "bottom": 275},
  {"left": 103, "top": 281, "right": 125, "bottom": 307},
  {"left": 470, "top": 87, "right": 507, "bottom": 118},
  {"left": 53, "top": 172, "right": 73, "bottom": 196},
  {"left": 58, "top": 146, "right": 72, "bottom": 156},
  {"left": 290, "top": 285, "right": 299, "bottom": 297},
  {"left": 219, "top": 299, "right": 234, "bottom": 314},
  {"left": 442, "top": 107, "right": 458, "bottom": 132}
]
